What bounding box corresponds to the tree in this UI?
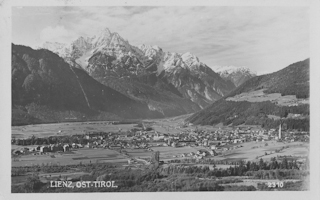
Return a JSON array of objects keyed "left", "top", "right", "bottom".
[
  {"left": 23, "top": 174, "right": 44, "bottom": 192},
  {"left": 31, "top": 135, "right": 36, "bottom": 145},
  {"left": 282, "top": 157, "right": 289, "bottom": 169},
  {"left": 259, "top": 158, "right": 265, "bottom": 170},
  {"left": 246, "top": 161, "right": 251, "bottom": 170},
  {"left": 274, "top": 169, "right": 282, "bottom": 180}
]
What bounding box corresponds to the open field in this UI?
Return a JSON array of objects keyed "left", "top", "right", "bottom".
[
  {"left": 148, "top": 141, "right": 308, "bottom": 163},
  {"left": 38, "top": 171, "right": 91, "bottom": 182},
  {"left": 125, "top": 149, "right": 152, "bottom": 158},
  {"left": 215, "top": 141, "right": 308, "bottom": 162},
  {"left": 12, "top": 171, "right": 91, "bottom": 185},
  {"left": 12, "top": 121, "right": 137, "bottom": 139},
  {"left": 12, "top": 175, "right": 31, "bottom": 185},
  {"left": 12, "top": 148, "right": 128, "bottom": 167},
  {"left": 166, "top": 163, "right": 232, "bottom": 170},
  {"left": 152, "top": 146, "right": 198, "bottom": 159},
  {"left": 226, "top": 89, "right": 309, "bottom": 106}
]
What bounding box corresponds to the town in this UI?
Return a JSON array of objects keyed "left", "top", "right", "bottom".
[{"left": 12, "top": 121, "right": 309, "bottom": 164}]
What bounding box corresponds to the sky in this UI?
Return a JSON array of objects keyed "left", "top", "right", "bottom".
[{"left": 12, "top": 6, "right": 309, "bottom": 75}]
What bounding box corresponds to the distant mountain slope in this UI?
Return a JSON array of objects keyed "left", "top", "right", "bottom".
[
  {"left": 227, "top": 59, "right": 309, "bottom": 98},
  {"left": 12, "top": 44, "right": 162, "bottom": 125},
  {"left": 187, "top": 59, "right": 310, "bottom": 130},
  {"left": 216, "top": 66, "right": 257, "bottom": 87}
]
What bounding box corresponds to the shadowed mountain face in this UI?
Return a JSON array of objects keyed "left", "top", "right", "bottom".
[
  {"left": 41, "top": 28, "right": 236, "bottom": 113},
  {"left": 157, "top": 61, "right": 235, "bottom": 109},
  {"left": 12, "top": 44, "right": 163, "bottom": 125},
  {"left": 187, "top": 59, "right": 309, "bottom": 131}
]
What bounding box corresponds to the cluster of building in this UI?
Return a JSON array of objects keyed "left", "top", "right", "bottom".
[
  {"left": 12, "top": 123, "right": 309, "bottom": 157},
  {"left": 129, "top": 125, "right": 308, "bottom": 150},
  {"left": 172, "top": 149, "right": 218, "bottom": 160},
  {"left": 13, "top": 144, "right": 70, "bottom": 155}
]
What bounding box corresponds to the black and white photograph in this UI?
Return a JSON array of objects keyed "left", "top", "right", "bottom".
[{"left": 0, "top": 0, "right": 319, "bottom": 199}]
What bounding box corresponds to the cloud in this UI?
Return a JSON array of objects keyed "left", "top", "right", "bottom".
[
  {"left": 13, "top": 6, "right": 309, "bottom": 74},
  {"left": 81, "top": 7, "right": 308, "bottom": 73},
  {"left": 40, "top": 25, "right": 76, "bottom": 43}
]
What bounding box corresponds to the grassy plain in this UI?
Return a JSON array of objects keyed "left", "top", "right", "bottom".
[
  {"left": 12, "top": 121, "right": 137, "bottom": 139},
  {"left": 226, "top": 89, "right": 309, "bottom": 106},
  {"left": 12, "top": 148, "right": 128, "bottom": 167}
]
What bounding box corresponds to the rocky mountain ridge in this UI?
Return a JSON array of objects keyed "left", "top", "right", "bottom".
[{"left": 41, "top": 28, "right": 236, "bottom": 112}]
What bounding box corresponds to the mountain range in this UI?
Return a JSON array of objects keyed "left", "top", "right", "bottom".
[
  {"left": 39, "top": 28, "right": 236, "bottom": 113},
  {"left": 13, "top": 27, "right": 308, "bottom": 127},
  {"left": 12, "top": 28, "right": 242, "bottom": 124},
  {"left": 12, "top": 44, "right": 163, "bottom": 125}
]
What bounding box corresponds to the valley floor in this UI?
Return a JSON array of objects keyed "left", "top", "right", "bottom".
[{"left": 11, "top": 116, "right": 309, "bottom": 192}]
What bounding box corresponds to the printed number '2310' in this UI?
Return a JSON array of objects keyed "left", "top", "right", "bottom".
[{"left": 268, "top": 182, "right": 284, "bottom": 188}]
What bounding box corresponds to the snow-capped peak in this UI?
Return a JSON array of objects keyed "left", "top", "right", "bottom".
[
  {"left": 42, "top": 41, "right": 71, "bottom": 57},
  {"left": 152, "top": 45, "right": 162, "bottom": 51},
  {"left": 215, "top": 66, "right": 256, "bottom": 75},
  {"left": 138, "top": 44, "right": 161, "bottom": 51},
  {"left": 42, "top": 41, "right": 67, "bottom": 48},
  {"left": 72, "top": 36, "right": 90, "bottom": 46},
  {"left": 138, "top": 44, "right": 163, "bottom": 60},
  {"left": 99, "top": 27, "right": 112, "bottom": 37},
  {"left": 41, "top": 27, "right": 211, "bottom": 76},
  {"left": 90, "top": 27, "right": 114, "bottom": 49},
  {"left": 181, "top": 52, "right": 198, "bottom": 60},
  {"left": 181, "top": 52, "right": 200, "bottom": 69}
]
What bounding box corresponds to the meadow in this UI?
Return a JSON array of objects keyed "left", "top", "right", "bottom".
[
  {"left": 12, "top": 148, "right": 128, "bottom": 167},
  {"left": 12, "top": 121, "right": 137, "bottom": 139}
]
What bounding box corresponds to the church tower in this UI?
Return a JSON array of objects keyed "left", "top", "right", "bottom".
[{"left": 278, "top": 123, "right": 282, "bottom": 139}]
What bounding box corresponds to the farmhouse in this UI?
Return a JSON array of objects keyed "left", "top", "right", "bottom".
[
  {"left": 13, "top": 150, "right": 22, "bottom": 155},
  {"left": 128, "top": 159, "right": 135, "bottom": 164},
  {"left": 209, "top": 150, "right": 217, "bottom": 156},
  {"left": 189, "top": 152, "right": 195, "bottom": 156},
  {"left": 63, "top": 144, "right": 70, "bottom": 152},
  {"left": 50, "top": 144, "right": 63, "bottom": 152},
  {"left": 196, "top": 150, "right": 208, "bottom": 157},
  {"left": 86, "top": 142, "right": 94, "bottom": 148},
  {"left": 172, "top": 142, "right": 177, "bottom": 148},
  {"left": 40, "top": 146, "right": 49, "bottom": 153},
  {"left": 181, "top": 153, "right": 188, "bottom": 157},
  {"left": 210, "top": 145, "right": 217, "bottom": 150},
  {"left": 153, "top": 135, "right": 164, "bottom": 140}
]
